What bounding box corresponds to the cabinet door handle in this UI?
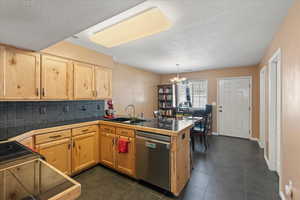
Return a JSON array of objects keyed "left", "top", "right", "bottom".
[
  {"left": 73, "top": 141, "right": 75, "bottom": 148},
  {"left": 49, "top": 135, "right": 62, "bottom": 139},
  {"left": 68, "top": 143, "right": 71, "bottom": 149},
  {"left": 42, "top": 88, "right": 45, "bottom": 97},
  {"left": 36, "top": 88, "right": 39, "bottom": 96},
  {"left": 82, "top": 129, "right": 89, "bottom": 133},
  {"left": 10, "top": 54, "right": 16, "bottom": 65}
]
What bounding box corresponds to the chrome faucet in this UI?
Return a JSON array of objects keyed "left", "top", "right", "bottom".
[{"left": 125, "top": 104, "right": 135, "bottom": 118}]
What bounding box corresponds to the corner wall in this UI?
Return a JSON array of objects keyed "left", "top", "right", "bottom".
[
  {"left": 258, "top": 0, "right": 300, "bottom": 198},
  {"left": 112, "top": 62, "right": 160, "bottom": 118}
]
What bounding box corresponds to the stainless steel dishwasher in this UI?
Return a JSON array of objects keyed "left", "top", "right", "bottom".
[{"left": 136, "top": 131, "right": 171, "bottom": 191}]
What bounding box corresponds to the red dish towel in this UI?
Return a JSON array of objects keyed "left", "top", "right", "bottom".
[{"left": 118, "top": 138, "right": 129, "bottom": 153}]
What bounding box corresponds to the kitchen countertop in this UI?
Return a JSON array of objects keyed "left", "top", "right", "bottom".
[
  {"left": 104, "top": 118, "right": 197, "bottom": 132},
  {"left": 5, "top": 117, "right": 198, "bottom": 141}
]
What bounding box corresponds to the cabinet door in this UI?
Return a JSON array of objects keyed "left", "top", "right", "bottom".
[
  {"left": 115, "top": 136, "right": 135, "bottom": 176},
  {"left": 73, "top": 62, "right": 94, "bottom": 100},
  {"left": 95, "top": 67, "right": 112, "bottom": 99},
  {"left": 72, "top": 132, "right": 97, "bottom": 173},
  {"left": 0, "top": 47, "right": 40, "bottom": 100},
  {"left": 41, "top": 55, "right": 72, "bottom": 100},
  {"left": 100, "top": 133, "right": 115, "bottom": 168},
  {"left": 37, "top": 138, "right": 71, "bottom": 175}
]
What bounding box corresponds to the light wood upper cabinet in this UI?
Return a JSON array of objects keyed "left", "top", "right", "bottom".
[
  {"left": 73, "top": 62, "right": 94, "bottom": 100},
  {"left": 41, "top": 55, "right": 72, "bottom": 100},
  {"left": 95, "top": 67, "right": 112, "bottom": 99},
  {"left": 115, "top": 136, "right": 135, "bottom": 176},
  {"left": 72, "top": 132, "right": 97, "bottom": 173},
  {"left": 37, "top": 138, "right": 72, "bottom": 175},
  {"left": 0, "top": 47, "right": 40, "bottom": 100},
  {"left": 0, "top": 46, "right": 113, "bottom": 101},
  {"left": 100, "top": 132, "right": 115, "bottom": 168}
]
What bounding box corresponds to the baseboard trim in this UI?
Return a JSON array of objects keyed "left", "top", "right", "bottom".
[
  {"left": 212, "top": 132, "right": 219, "bottom": 136},
  {"left": 280, "top": 191, "right": 286, "bottom": 200},
  {"left": 250, "top": 137, "right": 259, "bottom": 142},
  {"left": 264, "top": 154, "right": 271, "bottom": 170}
]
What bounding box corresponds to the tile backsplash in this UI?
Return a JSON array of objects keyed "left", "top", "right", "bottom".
[{"left": 0, "top": 100, "right": 104, "bottom": 140}]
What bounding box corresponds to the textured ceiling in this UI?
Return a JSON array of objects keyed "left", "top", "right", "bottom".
[
  {"left": 0, "top": 0, "right": 145, "bottom": 50},
  {"left": 67, "top": 0, "right": 293, "bottom": 74}
]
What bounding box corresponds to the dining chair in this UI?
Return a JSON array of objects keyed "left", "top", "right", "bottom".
[{"left": 190, "top": 105, "right": 212, "bottom": 152}]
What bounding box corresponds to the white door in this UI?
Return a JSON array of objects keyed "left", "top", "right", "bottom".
[
  {"left": 218, "top": 77, "right": 251, "bottom": 138},
  {"left": 260, "top": 68, "right": 266, "bottom": 148},
  {"left": 268, "top": 49, "right": 281, "bottom": 174},
  {"left": 269, "top": 61, "right": 277, "bottom": 171}
]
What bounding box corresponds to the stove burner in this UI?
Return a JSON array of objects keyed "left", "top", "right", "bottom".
[
  {"left": 0, "top": 141, "right": 35, "bottom": 163},
  {"left": 0, "top": 144, "right": 14, "bottom": 154}
]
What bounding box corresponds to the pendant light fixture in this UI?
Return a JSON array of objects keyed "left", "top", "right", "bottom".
[{"left": 170, "top": 64, "right": 187, "bottom": 83}]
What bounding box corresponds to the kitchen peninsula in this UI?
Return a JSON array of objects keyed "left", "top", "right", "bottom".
[{"left": 7, "top": 117, "right": 194, "bottom": 197}]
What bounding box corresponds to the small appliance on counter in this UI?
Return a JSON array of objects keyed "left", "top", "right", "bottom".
[{"left": 104, "top": 99, "right": 115, "bottom": 119}]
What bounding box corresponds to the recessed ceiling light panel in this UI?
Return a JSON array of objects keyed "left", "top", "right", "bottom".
[{"left": 90, "top": 7, "right": 172, "bottom": 48}]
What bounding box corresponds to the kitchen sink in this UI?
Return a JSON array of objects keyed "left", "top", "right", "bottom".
[
  {"left": 110, "top": 117, "right": 147, "bottom": 124},
  {"left": 110, "top": 117, "right": 132, "bottom": 122},
  {"left": 127, "top": 118, "right": 147, "bottom": 123}
]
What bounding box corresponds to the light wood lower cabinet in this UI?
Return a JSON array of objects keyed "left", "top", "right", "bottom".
[
  {"left": 36, "top": 125, "right": 99, "bottom": 176},
  {"left": 171, "top": 130, "right": 190, "bottom": 195},
  {"left": 36, "top": 138, "right": 72, "bottom": 175},
  {"left": 99, "top": 126, "right": 136, "bottom": 177},
  {"left": 115, "top": 135, "right": 135, "bottom": 176},
  {"left": 100, "top": 132, "right": 115, "bottom": 168},
  {"left": 72, "top": 131, "right": 98, "bottom": 174}
]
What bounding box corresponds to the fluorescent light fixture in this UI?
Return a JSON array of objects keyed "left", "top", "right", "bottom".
[{"left": 90, "top": 7, "right": 172, "bottom": 48}]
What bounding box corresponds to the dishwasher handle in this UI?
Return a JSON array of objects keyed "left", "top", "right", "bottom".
[{"left": 136, "top": 135, "right": 170, "bottom": 145}]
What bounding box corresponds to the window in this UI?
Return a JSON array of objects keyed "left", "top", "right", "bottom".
[{"left": 177, "top": 80, "right": 208, "bottom": 109}]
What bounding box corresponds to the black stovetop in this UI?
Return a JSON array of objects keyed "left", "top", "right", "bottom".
[{"left": 0, "top": 141, "right": 35, "bottom": 163}]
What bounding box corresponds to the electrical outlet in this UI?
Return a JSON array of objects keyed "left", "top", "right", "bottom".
[
  {"left": 39, "top": 106, "right": 47, "bottom": 114},
  {"left": 81, "top": 105, "right": 87, "bottom": 111},
  {"left": 63, "top": 105, "right": 70, "bottom": 113}
]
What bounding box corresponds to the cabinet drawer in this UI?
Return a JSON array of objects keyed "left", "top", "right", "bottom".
[
  {"left": 72, "top": 125, "right": 98, "bottom": 136},
  {"left": 116, "top": 128, "right": 135, "bottom": 138},
  {"left": 100, "top": 125, "right": 115, "bottom": 135},
  {"left": 36, "top": 130, "right": 71, "bottom": 144}
]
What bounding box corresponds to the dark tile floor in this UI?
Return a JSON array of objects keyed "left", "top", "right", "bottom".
[{"left": 74, "top": 136, "right": 280, "bottom": 200}]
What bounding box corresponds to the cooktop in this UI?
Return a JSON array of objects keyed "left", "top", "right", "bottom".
[{"left": 0, "top": 141, "right": 36, "bottom": 164}]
